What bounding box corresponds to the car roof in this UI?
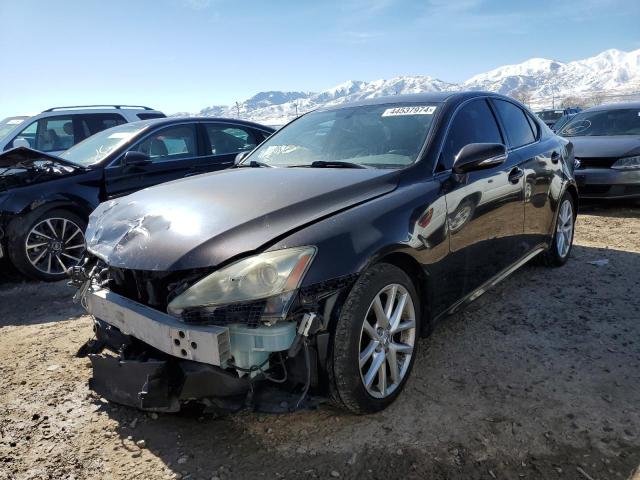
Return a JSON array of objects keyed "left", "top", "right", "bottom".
[
  {"left": 316, "top": 91, "right": 509, "bottom": 112},
  {"left": 41, "top": 105, "right": 159, "bottom": 113},
  {"left": 131, "top": 116, "right": 275, "bottom": 131},
  {"left": 580, "top": 101, "right": 640, "bottom": 113}
]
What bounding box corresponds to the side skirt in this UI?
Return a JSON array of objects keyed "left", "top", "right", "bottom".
[{"left": 434, "top": 245, "right": 546, "bottom": 323}]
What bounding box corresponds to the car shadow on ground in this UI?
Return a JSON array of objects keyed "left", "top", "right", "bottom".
[{"left": 89, "top": 243, "right": 640, "bottom": 479}]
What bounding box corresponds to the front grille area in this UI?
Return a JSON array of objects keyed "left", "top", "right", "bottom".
[
  {"left": 108, "top": 268, "right": 173, "bottom": 310},
  {"left": 575, "top": 157, "right": 618, "bottom": 169},
  {"left": 107, "top": 267, "right": 209, "bottom": 311}
]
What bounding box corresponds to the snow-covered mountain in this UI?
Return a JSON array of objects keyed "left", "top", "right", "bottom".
[
  {"left": 463, "top": 48, "right": 640, "bottom": 98},
  {"left": 188, "top": 48, "right": 640, "bottom": 125}
]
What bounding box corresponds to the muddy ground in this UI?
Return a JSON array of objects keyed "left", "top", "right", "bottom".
[{"left": 1, "top": 202, "right": 639, "bottom": 480}]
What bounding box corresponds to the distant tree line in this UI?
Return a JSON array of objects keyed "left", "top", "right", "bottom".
[{"left": 508, "top": 87, "right": 638, "bottom": 109}]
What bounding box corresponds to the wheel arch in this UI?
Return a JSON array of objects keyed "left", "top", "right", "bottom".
[{"left": 373, "top": 251, "right": 433, "bottom": 337}]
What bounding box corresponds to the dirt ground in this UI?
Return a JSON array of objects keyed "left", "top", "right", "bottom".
[{"left": 1, "top": 202, "right": 639, "bottom": 480}]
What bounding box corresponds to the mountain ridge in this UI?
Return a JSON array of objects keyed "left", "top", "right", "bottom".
[{"left": 189, "top": 48, "right": 640, "bottom": 125}]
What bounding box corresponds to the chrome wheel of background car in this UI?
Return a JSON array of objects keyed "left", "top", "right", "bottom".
[
  {"left": 25, "top": 217, "right": 85, "bottom": 275},
  {"left": 358, "top": 283, "right": 416, "bottom": 399},
  {"left": 556, "top": 199, "right": 574, "bottom": 258}
]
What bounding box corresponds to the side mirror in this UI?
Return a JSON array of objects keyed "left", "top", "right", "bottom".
[
  {"left": 12, "top": 138, "right": 30, "bottom": 149},
  {"left": 453, "top": 143, "right": 507, "bottom": 174},
  {"left": 234, "top": 151, "right": 250, "bottom": 165},
  {"left": 123, "top": 150, "right": 151, "bottom": 167}
]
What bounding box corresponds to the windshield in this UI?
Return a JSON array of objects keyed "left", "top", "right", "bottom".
[
  {"left": 0, "top": 116, "right": 27, "bottom": 142},
  {"left": 245, "top": 103, "right": 439, "bottom": 169},
  {"left": 59, "top": 122, "right": 148, "bottom": 166},
  {"left": 536, "top": 110, "right": 564, "bottom": 122},
  {"left": 560, "top": 108, "right": 640, "bottom": 137}
]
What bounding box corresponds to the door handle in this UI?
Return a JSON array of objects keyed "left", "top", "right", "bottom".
[
  {"left": 551, "top": 151, "right": 560, "bottom": 164},
  {"left": 508, "top": 167, "right": 524, "bottom": 184}
]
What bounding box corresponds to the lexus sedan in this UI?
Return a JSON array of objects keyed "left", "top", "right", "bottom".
[
  {"left": 0, "top": 117, "right": 274, "bottom": 281},
  {"left": 74, "top": 92, "right": 578, "bottom": 414},
  {"left": 559, "top": 102, "right": 640, "bottom": 200}
]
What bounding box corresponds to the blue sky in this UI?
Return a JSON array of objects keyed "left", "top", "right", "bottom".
[{"left": 0, "top": 0, "right": 638, "bottom": 117}]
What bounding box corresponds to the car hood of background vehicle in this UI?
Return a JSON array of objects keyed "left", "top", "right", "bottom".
[
  {"left": 0, "top": 147, "right": 82, "bottom": 192},
  {"left": 86, "top": 167, "right": 399, "bottom": 271},
  {"left": 570, "top": 136, "right": 640, "bottom": 158}
]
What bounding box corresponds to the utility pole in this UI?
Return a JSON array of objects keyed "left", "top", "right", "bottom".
[
  {"left": 235, "top": 102, "right": 241, "bottom": 119},
  {"left": 294, "top": 101, "right": 298, "bottom": 117}
]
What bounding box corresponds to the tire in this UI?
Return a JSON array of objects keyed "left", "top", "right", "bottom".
[
  {"left": 328, "top": 263, "right": 421, "bottom": 414},
  {"left": 7, "top": 208, "right": 86, "bottom": 282},
  {"left": 539, "top": 193, "right": 576, "bottom": 267}
]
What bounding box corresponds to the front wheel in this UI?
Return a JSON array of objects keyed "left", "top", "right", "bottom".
[
  {"left": 328, "top": 263, "right": 420, "bottom": 414},
  {"left": 540, "top": 193, "right": 576, "bottom": 267},
  {"left": 7, "top": 208, "right": 86, "bottom": 281}
]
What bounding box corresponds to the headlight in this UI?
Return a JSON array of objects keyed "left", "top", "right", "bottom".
[
  {"left": 167, "top": 246, "right": 316, "bottom": 319},
  {"left": 612, "top": 155, "right": 640, "bottom": 170}
]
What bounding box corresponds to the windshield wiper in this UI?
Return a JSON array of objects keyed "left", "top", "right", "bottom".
[
  {"left": 237, "top": 160, "right": 274, "bottom": 168},
  {"left": 308, "top": 160, "right": 368, "bottom": 169}
]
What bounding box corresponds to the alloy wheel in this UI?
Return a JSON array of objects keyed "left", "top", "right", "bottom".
[
  {"left": 358, "top": 283, "right": 416, "bottom": 399},
  {"left": 25, "top": 217, "right": 85, "bottom": 275},
  {"left": 556, "top": 199, "right": 574, "bottom": 258}
]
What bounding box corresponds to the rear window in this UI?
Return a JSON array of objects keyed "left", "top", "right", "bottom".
[
  {"left": 137, "top": 113, "right": 166, "bottom": 120},
  {"left": 537, "top": 110, "right": 564, "bottom": 121}
]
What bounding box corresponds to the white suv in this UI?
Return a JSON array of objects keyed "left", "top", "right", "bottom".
[{"left": 0, "top": 105, "right": 165, "bottom": 156}]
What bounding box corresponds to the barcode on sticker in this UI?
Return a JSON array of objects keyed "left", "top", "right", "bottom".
[{"left": 382, "top": 106, "right": 436, "bottom": 117}]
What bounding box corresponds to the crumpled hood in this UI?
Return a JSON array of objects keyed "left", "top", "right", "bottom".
[
  {"left": 570, "top": 136, "right": 640, "bottom": 158},
  {"left": 86, "top": 167, "right": 398, "bottom": 271},
  {"left": 0, "top": 147, "right": 81, "bottom": 192}
]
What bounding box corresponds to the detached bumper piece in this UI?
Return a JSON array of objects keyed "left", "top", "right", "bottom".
[{"left": 87, "top": 351, "right": 251, "bottom": 413}]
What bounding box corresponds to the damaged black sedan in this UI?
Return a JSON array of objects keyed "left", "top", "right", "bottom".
[
  {"left": 76, "top": 92, "right": 578, "bottom": 414},
  {"left": 0, "top": 118, "right": 274, "bottom": 280}
]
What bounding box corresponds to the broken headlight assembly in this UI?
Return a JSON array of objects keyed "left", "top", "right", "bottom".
[{"left": 167, "top": 246, "right": 317, "bottom": 323}]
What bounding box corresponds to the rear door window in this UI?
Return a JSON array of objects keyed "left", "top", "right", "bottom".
[
  {"left": 131, "top": 124, "right": 197, "bottom": 163},
  {"left": 204, "top": 124, "right": 259, "bottom": 155},
  {"left": 440, "top": 99, "right": 503, "bottom": 170},
  {"left": 493, "top": 100, "right": 536, "bottom": 148},
  {"left": 78, "top": 114, "right": 127, "bottom": 141}
]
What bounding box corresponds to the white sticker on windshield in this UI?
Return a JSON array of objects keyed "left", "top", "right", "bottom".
[
  {"left": 108, "top": 132, "right": 135, "bottom": 139},
  {"left": 382, "top": 106, "right": 436, "bottom": 117}
]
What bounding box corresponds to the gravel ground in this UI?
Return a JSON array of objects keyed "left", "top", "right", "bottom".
[{"left": 1, "top": 202, "right": 639, "bottom": 480}]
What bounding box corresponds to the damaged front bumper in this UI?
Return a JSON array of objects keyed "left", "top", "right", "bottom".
[
  {"left": 85, "top": 288, "right": 231, "bottom": 366},
  {"left": 77, "top": 286, "right": 327, "bottom": 413},
  {"left": 80, "top": 289, "right": 251, "bottom": 412},
  {"left": 86, "top": 334, "right": 251, "bottom": 412}
]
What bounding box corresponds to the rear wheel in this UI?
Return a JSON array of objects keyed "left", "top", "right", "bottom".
[
  {"left": 540, "top": 193, "right": 575, "bottom": 267},
  {"left": 328, "top": 263, "right": 420, "bottom": 414},
  {"left": 8, "top": 208, "right": 86, "bottom": 281}
]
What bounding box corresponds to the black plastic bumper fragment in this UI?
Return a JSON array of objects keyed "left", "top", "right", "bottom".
[
  {"left": 87, "top": 353, "right": 251, "bottom": 412},
  {"left": 89, "top": 355, "right": 181, "bottom": 412}
]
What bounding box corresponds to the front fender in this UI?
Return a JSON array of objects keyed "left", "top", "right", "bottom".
[{"left": 268, "top": 178, "right": 448, "bottom": 291}]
